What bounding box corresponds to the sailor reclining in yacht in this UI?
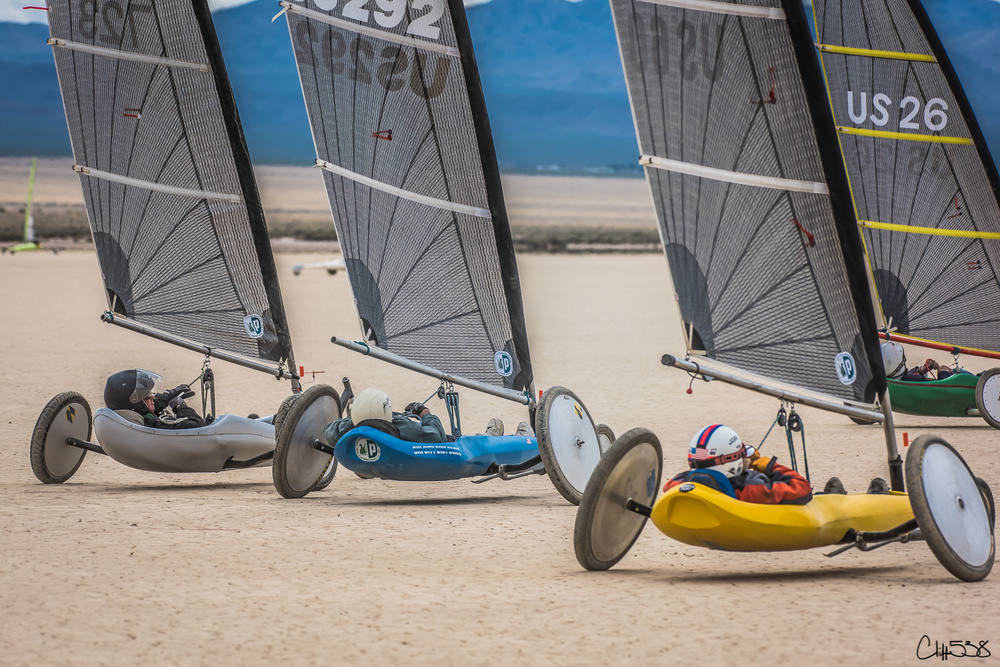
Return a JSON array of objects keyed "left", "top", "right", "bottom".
[
  {"left": 323, "top": 388, "right": 524, "bottom": 446},
  {"left": 104, "top": 369, "right": 206, "bottom": 430}
]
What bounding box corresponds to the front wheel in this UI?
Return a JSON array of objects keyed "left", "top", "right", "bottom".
[
  {"left": 30, "top": 392, "right": 92, "bottom": 483},
  {"left": 975, "top": 368, "right": 1000, "bottom": 429},
  {"left": 272, "top": 384, "right": 341, "bottom": 499},
  {"left": 574, "top": 428, "right": 662, "bottom": 571},
  {"left": 905, "top": 435, "right": 994, "bottom": 582},
  {"left": 536, "top": 387, "right": 603, "bottom": 505}
]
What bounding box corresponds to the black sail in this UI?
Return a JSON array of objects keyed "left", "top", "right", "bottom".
[
  {"left": 610, "top": 0, "right": 886, "bottom": 402},
  {"left": 281, "top": 0, "right": 532, "bottom": 393},
  {"left": 48, "top": 0, "right": 294, "bottom": 367},
  {"left": 814, "top": 0, "right": 1000, "bottom": 352}
]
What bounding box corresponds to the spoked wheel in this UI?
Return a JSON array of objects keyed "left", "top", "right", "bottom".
[
  {"left": 975, "top": 368, "right": 1000, "bottom": 429},
  {"left": 595, "top": 424, "right": 615, "bottom": 455},
  {"left": 536, "top": 387, "right": 603, "bottom": 505},
  {"left": 574, "top": 428, "right": 662, "bottom": 571},
  {"left": 905, "top": 435, "right": 995, "bottom": 582},
  {"left": 272, "top": 384, "right": 341, "bottom": 499},
  {"left": 30, "top": 392, "right": 92, "bottom": 484}
]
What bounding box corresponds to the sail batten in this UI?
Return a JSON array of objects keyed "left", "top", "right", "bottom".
[
  {"left": 315, "top": 159, "right": 490, "bottom": 218},
  {"left": 816, "top": 43, "right": 935, "bottom": 62},
  {"left": 74, "top": 165, "right": 244, "bottom": 202},
  {"left": 637, "top": 0, "right": 785, "bottom": 20},
  {"left": 47, "top": 38, "right": 211, "bottom": 71},
  {"left": 641, "top": 155, "right": 830, "bottom": 193}
]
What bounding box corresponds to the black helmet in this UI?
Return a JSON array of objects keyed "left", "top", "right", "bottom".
[{"left": 104, "top": 369, "right": 162, "bottom": 413}]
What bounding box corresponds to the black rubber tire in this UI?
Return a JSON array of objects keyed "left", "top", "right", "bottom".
[
  {"left": 30, "top": 392, "right": 92, "bottom": 484},
  {"left": 272, "top": 384, "right": 341, "bottom": 499},
  {"left": 595, "top": 424, "right": 615, "bottom": 455},
  {"left": 975, "top": 368, "right": 1000, "bottom": 429},
  {"left": 574, "top": 428, "right": 662, "bottom": 571},
  {"left": 326, "top": 268, "right": 339, "bottom": 275},
  {"left": 272, "top": 393, "right": 301, "bottom": 443},
  {"left": 849, "top": 381, "right": 879, "bottom": 425},
  {"left": 536, "top": 386, "right": 602, "bottom": 505},
  {"left": 905, "top": 435, "right": 995, "bottom": 582},
  {"left": 976, "top": 477, "right": 996, "bottom": 531}
]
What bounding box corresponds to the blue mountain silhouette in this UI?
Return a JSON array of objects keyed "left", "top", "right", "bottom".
[{"left": 0, "top": 0, "right": 998, "bottom": 172}]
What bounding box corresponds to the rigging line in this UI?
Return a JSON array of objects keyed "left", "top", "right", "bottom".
[
  {"left": 73, "top": 165, "right": 243, "bottom": 202},
  {"left": 389, "top": 307, "right": 482, "bottom": 340},
  {"left": 636, "top": 0, "right": 785, "bottom": 20},
  {"left": 281, "top": 1, "right": 460, "bottom": 57},
  {"left": 47, "top": 38, "right": 209, "bottom": 71},
  {"left": 131, "top": 252, "right": 224, "bottom": 303},
  {"left": 640, "top": 155, "right": 830, "bottom": 193},
  {"left": 836, "top": 126, "right": 973, "bottom": 145},
  {"left": 815, "top": 43, "right": 935, "bottom": 62},
  {"left": 315, "top": 160, "right": 491, "bottom": 218}
]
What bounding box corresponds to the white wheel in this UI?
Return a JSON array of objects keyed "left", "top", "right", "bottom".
[
  {"left": 574, "top": 428, "right": 662, "bottom": 571},
  {"left": 536, "top": 387, "right": 603, "bottom": 505},
  {"left": 30, "top": 392, "right": 92, "bottom": 484},
  {"left": 906, "top": 435, "right": 994, "bottom": 582},
  {"left": 272, "top": 384, "right": 340, "bottom": 499},
  {"left": 975, "top": 368, "right": 1000, "bottom": 429}
]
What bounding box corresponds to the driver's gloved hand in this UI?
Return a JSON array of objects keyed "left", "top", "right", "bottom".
[
  {"left": 169, "top": 393, "right": 194, "bottom": 411},
  {"left": 162, "top": 384, "right": 192, "bottom": 401},
  {"left": 404, "top": 402, "right": 425, "bottom": 415}
]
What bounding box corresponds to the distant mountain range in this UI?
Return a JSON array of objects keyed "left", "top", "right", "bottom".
[{"left": 2, "top": 0, "right": 999, "bottom": 173}]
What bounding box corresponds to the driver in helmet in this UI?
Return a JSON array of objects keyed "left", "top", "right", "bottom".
[
  {"left": 663, "top": 424, "right": 813, "bottom": 505},
  {"left": 104, "top": 369, "right": 206, "bottom": 430},
  {"left": 882, "top": 341, "right": 956, "bottom": 382},
  {"left": 323, "top": 388, "right": 518, "bottom": 445}
]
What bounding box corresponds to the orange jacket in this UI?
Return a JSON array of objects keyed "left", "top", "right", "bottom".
[{"left": 664, "top": 457, "right": 813, "bottom": 505}]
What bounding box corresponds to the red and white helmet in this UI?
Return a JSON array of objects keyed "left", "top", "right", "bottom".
[{"left": 688, "top": 424, "right": 747, "bottom": 478}]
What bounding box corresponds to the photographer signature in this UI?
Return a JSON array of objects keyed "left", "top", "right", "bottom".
[{"left": 917, "top": 636, "right": 991, "bottom": 660}]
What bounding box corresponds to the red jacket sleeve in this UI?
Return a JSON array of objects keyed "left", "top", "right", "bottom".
[{"left": 735, "top": 463, "right": 813, "bottom": 505}]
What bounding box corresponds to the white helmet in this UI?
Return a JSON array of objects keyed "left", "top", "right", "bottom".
[
  {"left": 351, "top": 388, "right": 392, "bottom": 423},
  {"left": 688, "top": 424, "right": 747, "bottom": 479},
  {"left": 881, "top": 341, "right": 906, "bottom": 379}
]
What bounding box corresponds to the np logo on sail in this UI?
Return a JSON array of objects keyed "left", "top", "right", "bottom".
[
  {"left": 243, "top": 314, "right": 265, "bottom": 339},
  {"left": 835, "top": 352, "right": 857, "bottom": 385},
  {"left": 494, "top": 351, "right": 513, "bottom": 377}
]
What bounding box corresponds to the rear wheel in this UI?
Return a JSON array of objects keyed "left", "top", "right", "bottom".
[
  {"left": 975, "top": 368, "right": 1000, "bottom": 429},
  {"left": 905, "top": 435, "right": 994, "bottom": 582},
  {"left": 30, "top": 392, "right": 92, "bottom": 484},
  {"left": 595, "top": 424, "right": 615, "bottom": 455},
  {"left": 272, "top": 393, "right": 301, "bottom": 442},
  {"left": 536, "top": 387, "right": 603, "bottom": 505},
  {"left": 574, "top": 428, "right": 662, "bottom": 571},
  {"left": 272, "top": 384, "right": 340, "bottom": 499}
]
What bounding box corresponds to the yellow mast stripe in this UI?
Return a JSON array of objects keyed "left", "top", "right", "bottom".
[
  {"left": 816, "top": 43, "right": 936, "bottom": 62},
  {"left": 836, "top": 126, "right": 974, "bottom": 145},
  {"left": 859, "top": 220, "right": 1000, "bottom": 240}
]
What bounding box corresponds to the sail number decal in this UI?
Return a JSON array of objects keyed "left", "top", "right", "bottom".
[
  {"left": 846, "top": 92, "right": 949, "bottom": 132},
  {"left": 645, "top": 18, "right": 725, "bottom": 82},
  {"left": 296, "top": 24, "right": 450, "bottom": 99},
  {"left": 78, "top": 0, "right": 154, "bottom": 48},
  {"left": 310, "top": 0, "right": 445, "bottom": 40}
]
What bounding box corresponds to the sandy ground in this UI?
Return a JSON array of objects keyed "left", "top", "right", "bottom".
[{"left": 1, "top": 250, "right": 997, "bottom": 666}]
